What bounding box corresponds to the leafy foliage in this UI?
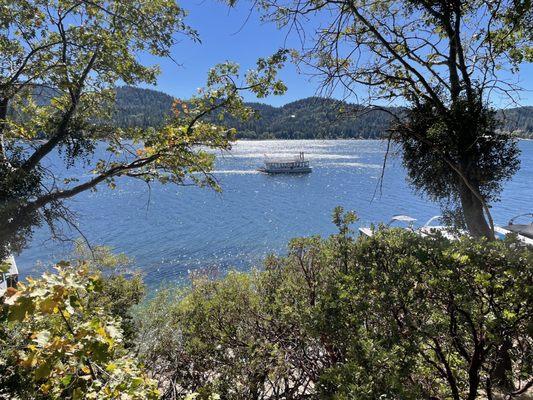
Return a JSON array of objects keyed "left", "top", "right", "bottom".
[
  {"left": 396, "top": 97, "right": 521, "bottom": 231},
  {"left": 0, "top": 261, "right": 157, "bottom": 399},
  {"left": 0, "top": 0, "right": 193, "bottom": 257},
  {"left": 72, "top": 240, "right": 146, "bottom": 346},
  {"left": 0, "top": 0, "right": 288, "bottom": 259},
  {"left": 135, "top": 209, "right": 532, "bottom": 399}
]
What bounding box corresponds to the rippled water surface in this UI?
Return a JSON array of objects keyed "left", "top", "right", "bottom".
[{"left": 19, "top": 140, "right": 533, "bottom": 287}]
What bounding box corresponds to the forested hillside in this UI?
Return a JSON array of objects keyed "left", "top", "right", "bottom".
[
  {"left": 113, "top": 87, "right": 397, "bottom": 138},
  {"left": 111, "top": 86, "right": 533, "bottom": 139},
  {"left": 114, "top": 86, "right": 175, "bottom": 129},
  {"left": 222, "top": 98, "right": 398, "bottom": 139},
  {"left": 498, "top": 106, "right": 533, "bottom": 138}
]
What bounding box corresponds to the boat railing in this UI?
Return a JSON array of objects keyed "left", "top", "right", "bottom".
[
  {"left": 263, "top": 152, "right": 307, "bottom": 164},
  {"left": 507, "top": 213, "right": 533, "bottom": 225}
]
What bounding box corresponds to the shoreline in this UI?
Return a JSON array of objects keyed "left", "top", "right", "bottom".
[{"left": 20, "top": 136, "right": 533, "bottom": 144}]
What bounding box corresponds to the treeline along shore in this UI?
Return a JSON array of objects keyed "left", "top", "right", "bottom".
[{"left": 112, "top": 86, "right": 533, "bottom": 139}]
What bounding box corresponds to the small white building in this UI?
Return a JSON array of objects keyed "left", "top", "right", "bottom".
[{"left": 0, "top": 255, "right": 19, "bottom": 297}]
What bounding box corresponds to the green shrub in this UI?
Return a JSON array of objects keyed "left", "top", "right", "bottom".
[
  {"left": 0, "top": 262, "right": 155, "bottom": 400},
  {"left": 2, "top": 215, "right": 530, "bottom": 399},
  {"left": 73, "top": 241, "right": 146, "bottom": 346},
  {"left": 135, "top": 210, "right": 532, "bottom": 399}
]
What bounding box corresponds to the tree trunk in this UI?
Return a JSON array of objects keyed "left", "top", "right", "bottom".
[
  {"left": 491, "top": 337, "right": 514, "bottom": 393},
  {"left": 0, "top": 97, "right": 9, "bottom": 163},
  {"left": 458, "top": 181, "right": 493, "bottom": 239}
]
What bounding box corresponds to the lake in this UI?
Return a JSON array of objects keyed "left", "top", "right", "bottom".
[{"left": 18, "top": 140, "right": 533, "bottom": 287}]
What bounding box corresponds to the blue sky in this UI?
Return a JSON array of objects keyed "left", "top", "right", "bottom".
[
  {"left": 141, "top": 0, "right": 533, "bottom": 107},
  {"left": 140, "top": 1, "right": 313, "bottom": 106}
]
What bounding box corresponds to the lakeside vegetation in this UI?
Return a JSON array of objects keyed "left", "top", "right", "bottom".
[
  {"left": 1, "top": 0, "right": 531, "bottom": 398},
  {"left": 2, "top": 211, "right": 532, "bottom": 399},
  {"left": 112, "top": 87, "right": 533, "bottom": 139}
]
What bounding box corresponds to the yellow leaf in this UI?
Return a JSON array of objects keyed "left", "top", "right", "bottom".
[{"left": 106, "top": 362, "right": 117, "bottom": 373}]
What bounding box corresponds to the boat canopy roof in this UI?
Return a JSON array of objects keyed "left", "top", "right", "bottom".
[
  {"left": 264, "top": 152, "right": 307, "bottom": 164},
  {"left": 502, "top": 224, "right": 533, "bottom": 239},
  {"left": 502, "top": 213, "right": 533, "bottom": 239},
  {"left": 266, "top": 157, "right": 304, "bottom": 163}
]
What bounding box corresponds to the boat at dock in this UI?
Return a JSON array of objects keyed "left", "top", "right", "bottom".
[
  {"left": 258, "top": 152, "right": 312, "bottom": 174},
  {"left": 359, "top": 214, "right": 417, "bottom": 237},
  {"left": 359, "top": 213, "right": 532, "bottom": 245},
  {"left": 495, "top": 213, "right": 533, "bottom": 246}
]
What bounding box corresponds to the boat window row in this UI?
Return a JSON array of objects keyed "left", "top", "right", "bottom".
[{"left": 266, "top": 161, "right": 309, "bottom": 168}]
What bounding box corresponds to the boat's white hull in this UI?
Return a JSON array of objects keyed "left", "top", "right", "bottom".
[
  {"left": 495, "top": 226, "right": 533, "bottom": 246},
  {"left": 258, "top": 167, "right": 312, "bottom": 174}
]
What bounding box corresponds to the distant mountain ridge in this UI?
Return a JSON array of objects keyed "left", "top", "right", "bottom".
[
  {"left": 114, "top": 86, "right": 533, "bottom": 139},
  {"left": 114, "top": 86, "right": 175, "bottom": 129}
]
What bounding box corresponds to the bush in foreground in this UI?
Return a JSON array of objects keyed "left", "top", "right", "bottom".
[
  {"left": 135, "top": 209, "right": 532, "bottom": 399},
  {"left": 1, "top": 211, "right": 531, "bottom": 399},
  {"left": 0, "top": 258, "right": 153, "bottom": 399}
]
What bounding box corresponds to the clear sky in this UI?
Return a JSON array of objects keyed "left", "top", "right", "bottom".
[{"left": 141, "top": 0, "right": 533, "bottom": 107}]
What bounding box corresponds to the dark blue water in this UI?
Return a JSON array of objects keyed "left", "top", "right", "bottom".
[{"left": 18, "top": 140, "right": 533, "bottom": 287}]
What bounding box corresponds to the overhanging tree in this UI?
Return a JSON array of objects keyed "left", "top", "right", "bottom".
[
  {"left": 0, "top": 0, "right": 287, "bottom": 259},
  {"left": 254, "top": 0, "right": 531, "bottom": 238}
]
